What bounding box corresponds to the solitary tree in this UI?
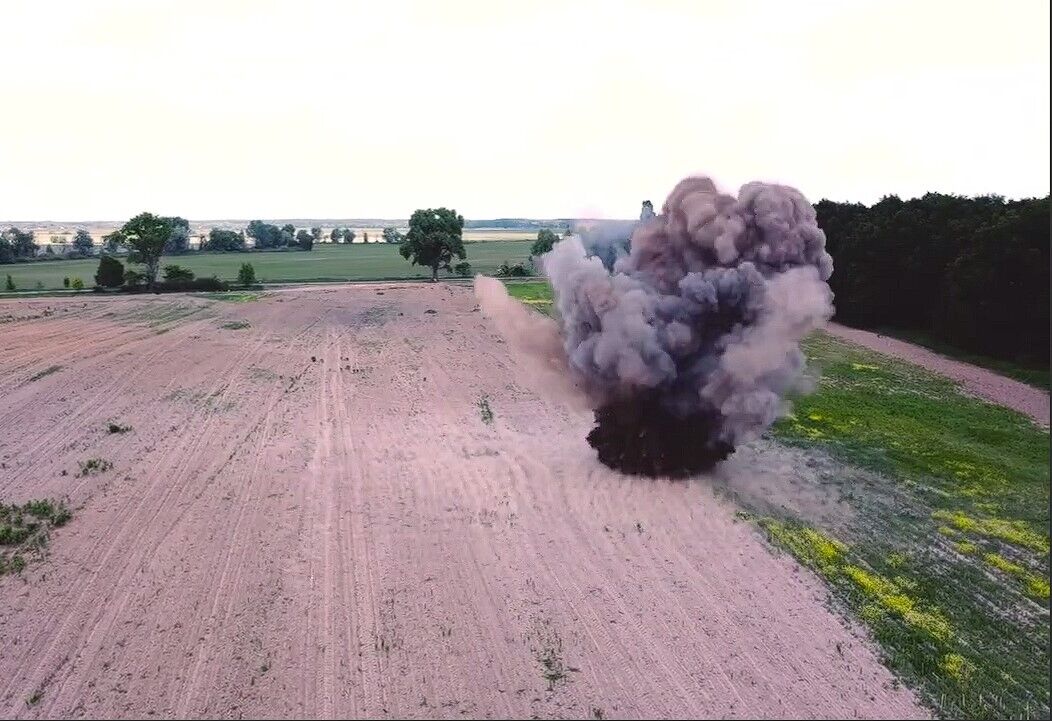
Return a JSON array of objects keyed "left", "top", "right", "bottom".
[
  {"left": 94, "top": 255, "right": 125, "bottom": 288},
  {"left": 342, "top": 228, "right": 356, "bottom": 243},
  {"left": 237, "top": 262, "right": 256, "bottom": 286},
  {"left": 382, "top": 226, "right": 404, "bottom": 244},
  {"left": 530, "top": 228, "right": 559, "bottom": 257},
  {"left": 71, "top": 229, "right": 94, "bottom": 256},
  {"left": 399, "top": 207, "right": 465, "bottom": 282},
  {"left": 295, "top": 229, "right": 314, "bottom": 250},
  {"left": 311, "top": 226, "right": 322, "bottom": 242},
  {"left": 120, "top": 212, "right": 173, "bottom": 291},
  {"left": 164, "top": 217, "right": 191, "bottom": 254},
  {"left": 640, "top": 200, "right": 655, "bottom": 221},
  {"left": 329, "top": 227, "right": 342, "bottom": 242}
]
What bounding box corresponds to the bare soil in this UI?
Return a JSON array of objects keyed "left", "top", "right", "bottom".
[
  {"left": 0, "top": 286, "right": 924, "bottom": 719},
  {"left": 825, "top": 322, "right": 1049, "bottom": 426}
]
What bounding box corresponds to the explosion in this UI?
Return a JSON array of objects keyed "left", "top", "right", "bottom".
[{"left": 479, "top": 175, "right": 834, "bottom": 477}]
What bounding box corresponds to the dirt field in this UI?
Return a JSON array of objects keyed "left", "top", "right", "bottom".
[
  {"left": 0, "top": 286, "right": 924, "bottom": 719},
  {"left": 825, "top": 323, "right": 1049, "bottom": 426}
]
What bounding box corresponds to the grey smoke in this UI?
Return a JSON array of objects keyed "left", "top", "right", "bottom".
[
  {"left": 538, "top": 176, "right": 834, "bottom": 447},
  {"left": 570, "top": 219, "right": 635, "bottom": 270}
]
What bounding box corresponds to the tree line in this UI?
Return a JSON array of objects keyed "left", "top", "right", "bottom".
[
  {"left": 1, "top": 220, "right": 420, "bottom": 263},
  {"left": 817, "top": 193, "right": 1049, "bottom": 365},
  {"left": 6, "top": 195, "right": 1046, "bottom": 369}
]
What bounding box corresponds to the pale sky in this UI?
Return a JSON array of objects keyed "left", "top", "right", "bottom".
[{"left": 2, "top": 0, "right": 1048, "bottom": 221}]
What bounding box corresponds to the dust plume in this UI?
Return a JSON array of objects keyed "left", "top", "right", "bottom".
[{"left": 473, "top": 276, "right": 589, "bottom": 410}]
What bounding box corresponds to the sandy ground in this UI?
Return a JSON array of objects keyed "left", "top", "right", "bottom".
[
  {"left": 825, "top": 323, "right": 1049, "bottom": 426},
  {"left": 0, "top": 286, "right": 925, "bottom": 719}
]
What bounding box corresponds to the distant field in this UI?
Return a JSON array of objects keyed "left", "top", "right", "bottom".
[
  {"left": 346, "top": 229, "right": 539, "bottom": 243},
  {"left": 1, "top": 241, "right": 536, "bottom": 290},
  {"left": 14, "top": 227, "right": 542, "bottom": 248}
]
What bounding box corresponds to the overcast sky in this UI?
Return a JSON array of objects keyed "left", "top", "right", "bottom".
[{"left": 2, "top": 0, "right": 1048, "bottom": 221}]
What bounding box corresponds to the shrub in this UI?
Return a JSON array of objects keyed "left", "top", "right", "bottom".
[
  {"left": 71, "top": 277, "right": 85, "bottom": 290},
  {"left": 63, "top": 276, "right": 70, "bottom": 288},
  {"left": 35, "top": 281, "right": 43, "bottom": 289},
  {"left": 4, "top": 274, "right": 13, "bottom": 291},
  {"left": 162, "top": 264, "right": 195, "bottom": 282},
  {"left": 237, "top": 262, "right": 256, "bottom": 286},
  {"left": 495, "top": 261, "right": 530, "bottom": 278},
  {"left": 530, "top": 228, "right": 559, "bottom": 257},
  {"left": 453, "top": 261, "right": 472, "bottom": 277},
  {"left": 124, "top": 269, "right": 144, "bottom": 287},
  {"left": 122, "top": 276, "right": 229, "bottom": 294},
  {"left": 94, "top": 255, "right": 125, "bottom": 288}
]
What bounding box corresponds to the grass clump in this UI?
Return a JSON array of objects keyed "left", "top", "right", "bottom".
[
  {"left": 201, "top": 291, "right": 261, "bottom": 302},
  {"left": 0, "top": 499, "right": 72, "bottom": 575},
  {"left": 77, "top": 458, "right": 112, "bottom": 477},
  {"left": 477, "top": 395, "right": 494, "bottom": 424},
  {"left": 532, "top": 624, "right": 570, "bottom": 690},
  {"left": 932, "top": 510, "right": 1048, "bottom": 553},
  {"left": 107, "top": 422, "right": 132, "bottom": 434},
  {"left": 28, "top": 365, "right": 62, "bottom": 383},
  {"left": 220, "top": 320, "right": 251, "bottom": 330}
]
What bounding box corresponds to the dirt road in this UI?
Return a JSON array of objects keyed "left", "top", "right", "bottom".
[
  {"left": 825, "top": 322, "right": 1049, "bottom": 426},
  {"left": 0, "top": 287, "right": 924, "bottom": 719}
]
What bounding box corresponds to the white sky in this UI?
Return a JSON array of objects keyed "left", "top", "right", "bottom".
[{"left": 1, "top": 0, "right": 1048, "bottom": 221}]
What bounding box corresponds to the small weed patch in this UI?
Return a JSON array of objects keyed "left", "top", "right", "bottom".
[
  {"left": 477, "top": 395, "right": 494, "bottom": 424},
  {"left": 28, "top": 365, "right": 62, "bottom": 383},
  {"left": 1, "top": 498, "right": 72, "bottom": 575},
  {"left": 77, "top": 458, "right": 112, "bottom": 477},
  {"left": 220, "top": 320, "right": 251, "bottom": 330},
  {"left": 199, "top": 291, "right": 261, "bottom": 302},
  {"left": 534, "top": 628, "right": 568, "bottom": 690},
  {"left": 107, "top": 422, "right": 132, "bottom": 434}
]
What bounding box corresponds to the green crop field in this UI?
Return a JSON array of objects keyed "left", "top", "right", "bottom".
[
  {"left": 0, "top": 241, "right": 537, "bottom": 291},
  {"left": 507, "top": 280, "right": 1050, "bottom": 720}
]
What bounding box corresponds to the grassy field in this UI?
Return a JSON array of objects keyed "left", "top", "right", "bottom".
[
  {"left": 507, "top": 280, "right": 1050, "bottom": 720},
  {"left": 1, "top": 241, "right": 536, "bottom": 290}
]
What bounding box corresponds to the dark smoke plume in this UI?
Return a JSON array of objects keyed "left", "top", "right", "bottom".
[{"left": 543, "top": 176, "right": 834, "bottom": 476}]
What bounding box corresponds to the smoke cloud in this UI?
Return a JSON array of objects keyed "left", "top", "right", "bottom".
[{"left": 481, "top": 175, "right": 834, "bottom": 476}]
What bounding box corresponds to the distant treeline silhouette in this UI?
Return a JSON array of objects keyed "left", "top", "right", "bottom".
[{"left": 816, "top": 193, "right": 1049, "bottom": 365}]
